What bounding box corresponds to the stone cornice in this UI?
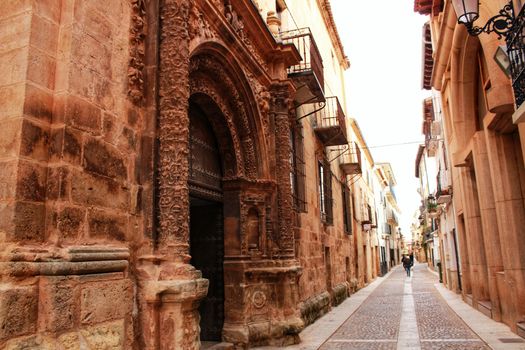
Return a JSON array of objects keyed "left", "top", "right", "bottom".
[{"left": 315, "top": 0, "right": 350, "bottom": 70}]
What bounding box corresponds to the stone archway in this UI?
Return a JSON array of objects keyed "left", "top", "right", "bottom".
[{"left": 187, "top": 50, "right": 303, "bottom": 347}]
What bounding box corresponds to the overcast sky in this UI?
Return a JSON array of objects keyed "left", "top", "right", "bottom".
[{"left": 330, "top": 1, "right": 430, "bottom": 238}]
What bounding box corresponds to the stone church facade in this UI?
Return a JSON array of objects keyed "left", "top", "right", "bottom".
[{"left": 0, "top": 0, "right": 376, "bottom": 348}]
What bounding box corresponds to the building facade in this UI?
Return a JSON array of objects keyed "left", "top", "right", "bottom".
[
  {"left": 415, "top": 0, "right": 525, "bottom": 336},
  {"left": 0, "top": 0, "right": 399, "bottom": 349}
]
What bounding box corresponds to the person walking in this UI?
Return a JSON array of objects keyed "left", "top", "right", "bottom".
[{"left": 402, "top": 255, "right": 412, "bottom": 277}]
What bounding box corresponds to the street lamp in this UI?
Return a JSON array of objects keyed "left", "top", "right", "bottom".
[{"left": 451, "top": 0, "right": 514, "bottom": 38}]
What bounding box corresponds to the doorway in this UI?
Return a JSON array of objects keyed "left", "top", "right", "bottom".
[
  {"left": 190, "top": 197, "right": 224, "bottom": 341},
  {"left": 189, "top": 100, "right": 225, "bottom": 341}
]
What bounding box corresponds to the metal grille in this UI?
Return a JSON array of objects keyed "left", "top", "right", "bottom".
[
  {"left": 319, "top": 159, "right": 333, "bottom": 225},
  {"left": 281, "top": 27, "right": 324, "bottom": 89},
  {"left": 290, "top": 125, "right": 307, "bottom": 212},
  {"left": 506, "top": 4, "right": 525, "bottom": 107},
  {"left": 313, "top": 96, "right": 347, "bottom": 131}
]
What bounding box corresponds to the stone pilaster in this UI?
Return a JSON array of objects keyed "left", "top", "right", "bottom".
[
  {"left": 270, "top": 82, "right": 294, "bottom": 256},
  {"left": 458, "top": 163, "right": 490, "bottom": 305},
  {"left": 484, "top": 127, "right": 525, "bottom": 331},
  {"left": 471, "top": 132, "right": 503, "bottom": 321},
  {"left": 157, "top": 0, "right": 192, "bottom": 262}
]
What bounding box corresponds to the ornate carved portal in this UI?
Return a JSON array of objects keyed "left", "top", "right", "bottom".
[{"left": 148, "top": 0, "right": 303, "bottom": 347}]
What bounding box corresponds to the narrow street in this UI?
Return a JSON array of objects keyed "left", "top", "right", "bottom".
[
  {"left": 320, "top": 263, "right": 489, "bottom": 349},
  {"left": 256, "top": 263, "right": 525, "bottom": 350}
]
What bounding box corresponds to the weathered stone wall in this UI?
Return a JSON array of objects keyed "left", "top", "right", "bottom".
[
  {"left": 294, "top": 114, "right": 356, "bottom": 325},
  {"left": 1, "top": 1, "right": 143, "bottom": 348}
]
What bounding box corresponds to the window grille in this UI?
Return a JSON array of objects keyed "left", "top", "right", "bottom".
[
  {"left": 290, "top": 125, "right": 307, "bottom": 212},
  {"left": 342, "top": 185, "right": 353, "bottom": 234},
  {"left": 319, "top": 159, "right": 333, "bottom": 224}
]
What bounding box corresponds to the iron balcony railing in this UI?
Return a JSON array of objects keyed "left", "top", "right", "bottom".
[
  {"left": 281, "top": 27, "right": 324, "bottom": 85},
  {"left": 312, "top": 96, "right": 348, "bottom": 146},
  {"left": 339, "top": 141, "right": 362, "bottom": 175},
  {"left": 281, "top": 27, "right": 324, "bottom": 102},
  {"left": 506, "top": 4, "right": 525, "bottom": 107}
]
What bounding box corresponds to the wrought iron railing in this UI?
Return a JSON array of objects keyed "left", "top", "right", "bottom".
[
  {"left": 313, "top": 96, "right": 347, "bottom": 137},
  {"left": 281, "top": 27, "right": 324, "bottom": 90},
  {"left": 506, "top": 3, "right": 525, "bottom": 107},
  {"left": 339, "top": 141, "right": 361, "bottom": 173}
]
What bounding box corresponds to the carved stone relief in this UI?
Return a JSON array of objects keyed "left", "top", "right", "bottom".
[
  {"left": 270, "top": 83, "right": 294, "bottom": 254},
  {"left": 129, "top": 0, "right": 146, "bottom": 104},
  {"left": 252, "top": 290, "right": 267, "bottom": 309},
  {"left": 189, "top": 5, "right": 216, "bottom": 41},
  {"left": 245, "top": 70, "right": 271, "bottom": 140},
  {"left": 190, "top": 78, "right": 244, "bottom": 178},
  {"left": 157, "top": 0, "right": 191, "bottom": 252},
  {"left": 190, "top": 54, "right": 259, "bottom": 178},
  {"left": 223, "top": 0, "right": 269, "bottom": 71}
]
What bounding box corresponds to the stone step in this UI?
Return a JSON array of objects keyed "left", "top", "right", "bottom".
[
  {"left": 517, "top": 322, "right": 525, "bottom": 339},
  {"left": 201, "top": 341, "right": 234, "bottom": 350}
]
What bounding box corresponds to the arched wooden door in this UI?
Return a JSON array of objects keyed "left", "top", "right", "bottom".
[{"left": 189, "top": 102, "right": 224, "bottom": 341}]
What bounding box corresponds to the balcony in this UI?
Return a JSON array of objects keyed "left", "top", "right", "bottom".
[
  {"left": 506, "top": 4, "right": 525, "bottom": 108},
  {"left": 386, "top": 209, "right": 398, "bottom": 225},
  {"left": 313, "top": 96, "right": 348, "bottom": 146},
  {"left": 436, "top": 187, "right": 452, "bottom": 204},
  {"left": 383, "top": 223, "right": 392, "bottom": 235},
  {"left": 426, "top": 138, "right": 438, "bottom": 157},
  {"left": 339, "top": 142, "right": 361, "bottom": 175},
  {"left": 281, "top": 28, "right": 325, "bottom": 105}
]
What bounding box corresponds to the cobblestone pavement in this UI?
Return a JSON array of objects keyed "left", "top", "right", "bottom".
[{"left": 319, "top": 263, "right": 490, "bottom": 350}]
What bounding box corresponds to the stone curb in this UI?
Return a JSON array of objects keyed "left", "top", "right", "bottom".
[{"left": 434, "top": 283, "right": 525, "bottom": 350}]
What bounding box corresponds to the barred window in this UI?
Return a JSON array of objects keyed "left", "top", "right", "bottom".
[
  {"left": 342, "top": 185, "right": 353, "bottom": 234},
  {"left": 290, "top": 125, "right": 307, "bottom": 212},
  {"left": 319, "top": 159, "right": 333, "bottom": 224}
]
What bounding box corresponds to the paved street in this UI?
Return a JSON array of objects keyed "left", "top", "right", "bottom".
[
  {"left": 321, "top": 263, "right": 489, "bottom": 350},
  {"left": 255, "top": 263, "right": 525, "bottom": 350}
]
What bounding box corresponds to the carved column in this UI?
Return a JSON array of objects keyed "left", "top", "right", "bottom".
[
  {"left": 270, "top": 82, "right": 295, "bottom": 255},
  {"left": 136, "top": 2, "right": 209, "bottom": 349},
  {"left": 157, "top": 0, "right": 192, "bottom": 262}
]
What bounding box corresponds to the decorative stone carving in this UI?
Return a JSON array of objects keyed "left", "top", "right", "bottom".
[
  {"left": 190, "top": 54, "right": 260, "bottom": 178},
  {"left": 157, "top": 0, "right": 191, "bottom": 254},
  {"left": 190, "top": 78, "right": 244, "bottom": 177},
  {"left": 270, "top": 83, "right": 294, "bottom": 254},
  {"left": 225, "top": 0, "right": 246, "bottom": 40},
  {"left": 129, "top": 0, "right": 146, "bottom": 104},
  {"left": 222, "top": 0, "right": 268, "bottom": 71},
  {"left": 240, "top": 193, "right": 268, "bottom": 256},
  {"left": 252, "top": 290, "right": 267, "bottom": 309},
  {"left": 210, "top": 0, "right": 225, "bottom": 13},
  {"left": 189, "top": 5, "right": 216, "bottom": 41},
  {"left": 245, "top": 70, "right": 271, "bottom": 139}
]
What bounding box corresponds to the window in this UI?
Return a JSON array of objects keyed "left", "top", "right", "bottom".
[
  {"left": 290, "top": 125, "right": 306, "bottom": 212},
  {"left": 318, "top": 159, "right": 333, "bottom": 224},
  {"left": 366, "top": 204, "right": 373, "bottom": 223},
  {"left": 342, "top": 186, "right": 353, "bottom": 234}
]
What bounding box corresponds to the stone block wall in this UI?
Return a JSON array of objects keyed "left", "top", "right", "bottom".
[
  {"left": 294, "top": 117, "right": 355, "bottom": 324},
  {"left": 0, "top": 1, "right": 147, "bottom": 348},
  {"left": 0, "top": 0, "right": 149, "bottom": 245},
  {"left": 1, "top": 273, "right": 133, "bottom": 349}
]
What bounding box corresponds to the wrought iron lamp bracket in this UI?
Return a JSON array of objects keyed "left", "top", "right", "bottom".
[{"left": 465, "top": 3, "right": 514, "bottom": 39}]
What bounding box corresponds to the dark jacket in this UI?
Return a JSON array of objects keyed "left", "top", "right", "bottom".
[{"left": 402, "top": 256, "right": 411, "bottom": 268}]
